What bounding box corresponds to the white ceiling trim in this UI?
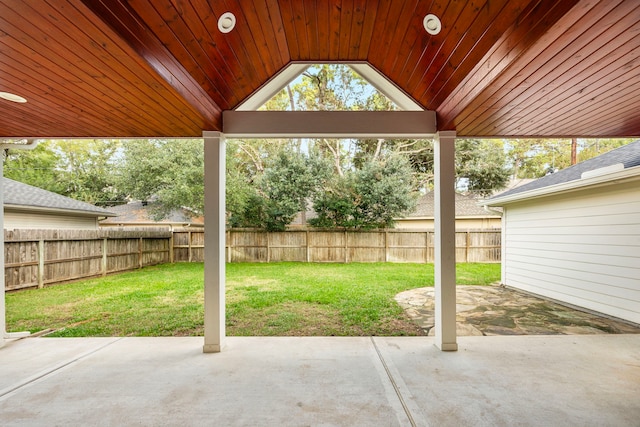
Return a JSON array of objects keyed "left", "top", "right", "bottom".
[
  {"left": 235, "top": 62, "right": 424, "bottom": 112},
  {"left": 235, "top": 64, "right": 311, "bottom": 111}
]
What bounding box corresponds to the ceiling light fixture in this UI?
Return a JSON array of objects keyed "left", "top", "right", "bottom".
[
  {"left": 218, "top": 12, "right": 236, "bottom": 33},
  {"left": 423, "top": 14, "right": 442, "bottom": 35},
  {"left": 0, "top": 91, "right": 27, "bottom": 103}
]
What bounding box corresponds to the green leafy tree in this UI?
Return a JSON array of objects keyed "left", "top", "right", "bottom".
[
  {"left": 231, "top": 150, "right": 331, "bottom": 231},
  {"left": 577, "top": 138, "right": 635, "bottom": 162},
  {"left": 118, "top": 139, "right": 204, "bottom": 219},
  {"left": 310, "top": 154, "right": 417, "bottom": 229},
  {"left": 505, "top": 139, "right": 571, "bottom": 178},
  {"left": 4, "top": 139, "right": 124, "bottom": 206},
  {"left": 456, "top": 139, "right": 510, "bottom": 196},
  {"left": 225, "top": 141, "right": 254, "bottom": 220},
  {"left": 53, "top": 139, "right": 125, "bottom": 206},
  {"left": 3, "top": 142, "right": 66, "bottom": 194},
  {"left": 504, "top": 138, "right": 636, "bottom": 179}
]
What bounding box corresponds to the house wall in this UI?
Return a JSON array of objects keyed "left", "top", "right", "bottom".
[
  {"left": 394, "top": 217, "right": 501, "bottom": 230},
  {"left": 4, "top": 211, "right": 98, "bottom": 230},
  {"left": 501, "top": 181, "right": 640, "bottom": 324}
]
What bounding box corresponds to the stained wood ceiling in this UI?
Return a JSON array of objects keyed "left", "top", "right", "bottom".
[{"left": 1, "top": 0, "right": 639, "bottom": 138}]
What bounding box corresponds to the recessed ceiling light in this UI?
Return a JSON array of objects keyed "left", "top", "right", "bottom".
[
  {"left": 423, "top": 14, "right": 442, "bottom": 36},
  {"left": 0, "top": 91, "right": 27, "bottom": 103},
  {"left": 218, "top": 12, "right": 236, "bottom": 33}
]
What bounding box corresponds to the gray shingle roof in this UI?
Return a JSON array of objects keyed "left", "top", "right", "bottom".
[
  {"left": 3, "top": 178, "right": 115, "bottom": 216},
  {"left": 407, "top": 192, "right": 497, "bottom": 218},
  {"left": 101, "top": 201, "right": 203, "bottom": 224},
  {"left": 488, "top": 140, "right": 640, "bottom": 200}
]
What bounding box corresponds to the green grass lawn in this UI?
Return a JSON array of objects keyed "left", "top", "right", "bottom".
[{"left": 6, "top": 262, "right": 500, "bottom": 337}]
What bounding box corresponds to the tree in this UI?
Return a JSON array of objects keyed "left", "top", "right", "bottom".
[
  {"left": 118, "top": 139, "right": 204, "bottom": 219},
  {"left": 504, "top": 138, "right": 636, "bottom": 179},
  {"left": 3, "top": 142, "right": 66, "bottom": 194},
  {"left": 577, "top": 138, "right": 635, "bottom": 162},
  {"left": 225, "top": 141, "right": 254, "bottom": 220},
  {"left": 230, "top": 150, "right": 331, "bottom": 231},
  {"left": 4, "top": 139, "right": 125, "bottom": 206},
  {"left": 279, "top": 64, "right": 393, "bottom": 176},
  {"left": 54, "top": 139, "right": 124, "bottom": 206},
  {"left": 310, "top": 154, "right": 418, "bottom": 229},
  {"left": 456, "top": 139, "right": 510, "bottom": 196},
  {"left": 354, "top": 138, "right": 435, "bottom": 190}
]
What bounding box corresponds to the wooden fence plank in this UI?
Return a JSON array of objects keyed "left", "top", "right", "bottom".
[
  {"left": 4, "top": 228, "right": 500, "bottom": 291},
  {"left": 221, "top": 229, "right": 501, "bottom": 264}
]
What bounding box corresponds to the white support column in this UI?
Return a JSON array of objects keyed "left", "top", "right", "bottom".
[
  {"left": 1, "top": 142, "right": 39, "bottom": 347},
  {"left": 203, "top": 131, "right": 226, "bottom": 353},
  {"left": 434, "top": 130, "right": 458, "bottom": 351}
]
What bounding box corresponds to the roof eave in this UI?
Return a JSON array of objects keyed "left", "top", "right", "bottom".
[
  {"left": 4, "top": 204, "right": 117, "bottom": 218},
  {"left": 483, "top": 166, "right": 640, "bottom": 207}
]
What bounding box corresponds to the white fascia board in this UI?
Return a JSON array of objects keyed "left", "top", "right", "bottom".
[
  {"left": 223, "top": 110, "right": 436, "bottom": 138},
  {"left": 235, "top": 62, "right": 424, "bottom": 112},
  {"left": 235, "top": 64, "right": 310, "bottom": 111},
  {"left": 0, "top": 139, "right": 42, "bottom": 150},
  {"left": 5, "top": 205, "right": 117, "bottom": 218},
  {"left": 484, "top": 166, "right": 640, "bottom": 207}
]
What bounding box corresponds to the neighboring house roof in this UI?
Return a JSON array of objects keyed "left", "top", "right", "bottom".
[
  {"left": 404, "top": 192, "right": 499, "bottom": 219},
  {"left": 291, "top": 192, "right": 498, "bottom": 226},
  {"left": 3, "top": 178, "right": 115, "bottom": 217},
  {"left": 485, "top": 140, "right": 640, "bottom": 206},
  {"left": 100, "top": 201, "right": 203, "bottom": 226}
]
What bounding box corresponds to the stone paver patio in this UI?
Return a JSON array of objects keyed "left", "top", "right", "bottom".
[{"left": 395, "top": 285, "right": 640, "bottom": 336}]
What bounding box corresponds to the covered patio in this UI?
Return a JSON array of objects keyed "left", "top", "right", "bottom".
[
  {"left": 2, "top": 335, "right": 639, "bottom": 426},
  {"left": 1, "top": 0, "right": 640, "bottom": 424}
]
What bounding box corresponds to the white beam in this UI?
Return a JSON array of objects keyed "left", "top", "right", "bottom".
[
  {"left": 434, "top": 130, "right": 458, "bottom": 351},
  {"left": 203, "top": 131, "right": 226, "bottom": 353},
  {"left": 223, "top": 111, "right": 437, "bottom": 138}
]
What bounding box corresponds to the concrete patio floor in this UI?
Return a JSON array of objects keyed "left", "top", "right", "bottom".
[{"left": 1, "top": 335, "right": 639, "bottom": 426}]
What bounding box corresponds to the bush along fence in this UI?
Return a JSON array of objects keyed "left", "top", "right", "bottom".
[{"left": 4, "top": 228, "right": 500, "bottom": 291}]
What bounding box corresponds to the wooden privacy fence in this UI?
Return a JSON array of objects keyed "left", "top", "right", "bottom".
[
  {"left": 222, "top": 229, "right": 501, "bottom": 264},
  {"left": 5, "top": 228, "right": 500, "bottom": 291},
  {"left": 4, "top": 229, "right": 172, "bottom": 291}
]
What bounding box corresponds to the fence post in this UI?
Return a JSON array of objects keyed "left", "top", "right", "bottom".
[
  {"left": 344, "top": 230, "right": 348, "bottom": 263},
  {"left": 138, "top": 237, "right": 143, "bottom": 268},
  {"left": 188, "top": 231, "right": 193, "bottom": 263},
  {"left": 306, "top": 230, "right": 310, "bottom": 263},
  {"left": 425, "top": 231, "right": 429, "bottom": 263},
  {"left": 266, "top": 231, "right": 271, "bottom": 263},
  {"left": 227, "top": 230, "right": 232, "bottom": 263},
  {"left": 466, "top": 231, "right": 471, "bottom": 263},
  {"left": 38, "top": 239, "right": 45, "bottom": 288},
  {"left": 385, "top": 231, "right": 389, "bottom": 262},
  {"left": 102, "top": 238, "right": 108, "bottom": 276},
  {"left": 169, "top": 232, "right": 174, "bottom": 263}
]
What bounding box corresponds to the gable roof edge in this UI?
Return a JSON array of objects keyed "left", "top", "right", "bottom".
[{"left": 483, "top": 166, "right": 640, "bottom": 206}]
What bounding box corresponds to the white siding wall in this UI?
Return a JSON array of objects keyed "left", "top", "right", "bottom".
[
  {"left": 502, "top": 181, "right": 640, "bottom": 324},
  {"left": 4, "top": 211, "right": 98, "bottom": 230}
]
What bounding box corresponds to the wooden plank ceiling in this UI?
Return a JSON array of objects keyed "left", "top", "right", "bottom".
[{"left": 1, "top": 0, "right": 639, "bottom": 138}]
